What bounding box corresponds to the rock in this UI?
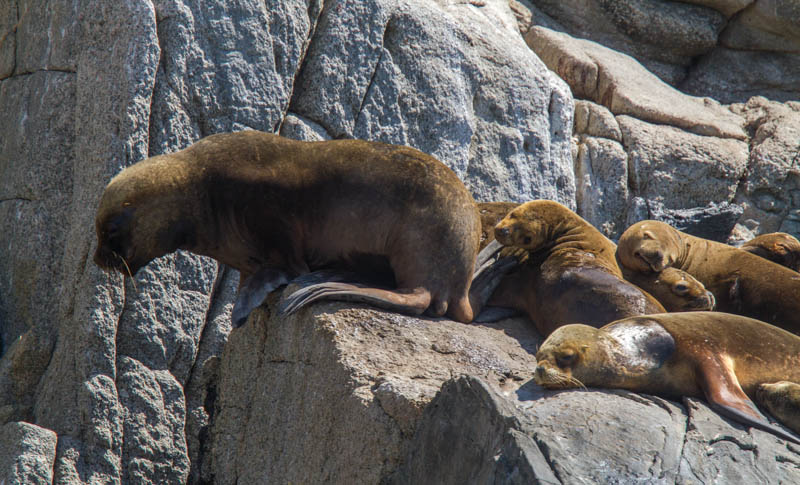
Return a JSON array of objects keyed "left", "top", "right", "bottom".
[
  {"left": 209, "top": 299, "right": 540, "bottom": 484},
  {"left": 680, "top": 0, "right": 753, "bottom": 18},
  {"left": 522, "top": 0, "right": 725, "bottom": 82},
  {"left": 619, "top": 115, "right": 749, "bottom": 210},
  {"left": 574, "top": 100, "right": 621, "bottom": 141},
  {"left": 631, "top": 198, "right": 745, "bottom": 242},
  {"left": 721, "top": 0, "right": 800, "bottom": 52},
  {"left": 575, "top": 136, "right": 630, "bottom": 238},
  {"left": 391, "top": 374, "right": 800, "bottom": 483},
  {"left": 0, "top": 422, "right": 57, "bottom": 485},
  {"left": 291, "top": 0, "right": 575, "bottom": 204},
  {"left": 527, "top": 26, "right": 746, "bottom": 140},
  {"left": 681, "top": 48, "right": 800, "bottom": 104}
]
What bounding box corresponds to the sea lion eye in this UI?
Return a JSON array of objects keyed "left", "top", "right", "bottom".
[
  {"left": 556, "top": 351, "right": 577, "bottom": 368},
  {"left": 674, "top": 282, "right": 689, "bottom": 295}
]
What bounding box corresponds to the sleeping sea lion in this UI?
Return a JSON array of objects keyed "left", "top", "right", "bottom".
[
  {"left": 621, "top": 267, "right": 715, "bottom": 312},
  {"left": 94, "top": 130, "right": 482, "bottom": 325},
  {"left": 740, "top": 232, "right": 800, "bottom": 272},
  {"left": 617, "top": 220, "right": 800, "bottom": 335},
  {"left": 534, "top": 312, "right": 800, "bottom": 444}
]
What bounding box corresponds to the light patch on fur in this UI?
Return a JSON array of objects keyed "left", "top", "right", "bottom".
[{"left": 605, "top": 320, "right": 674, "bottom": 370}]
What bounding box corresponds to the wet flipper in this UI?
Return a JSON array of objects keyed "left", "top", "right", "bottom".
[
  {"left": 696, "top": 351, "right": 800, "bottom": 445},
  {"left": 232, "top": 267, "right": 290, "bottom": 328},
  {"left": 278, "top": 282, "right": 431, "bottom": 316},
  {"left": 469, "top": 241, "right": 522, "bottom": 318}
]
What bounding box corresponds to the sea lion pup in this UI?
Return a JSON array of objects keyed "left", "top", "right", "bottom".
[
  {"left": 617, "top": 220, "right": 800, "bottom": 335},
  {"left": 94, "top": 130, "right": 482, "bottom": 326},
  {"left": 482, "top": 200, "right": 665, "bottom": 336},
  {"left": 740, "top": 232, "right": 800, "bottom": 272},
  {"left": 534, "top": 312, "right": 800, "bottom": 444},
  {"left": 621, "top": 267, "right": 715, "bottom": 312}
]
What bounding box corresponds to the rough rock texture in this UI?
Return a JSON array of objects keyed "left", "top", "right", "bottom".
[
  {"left": 0, "top": 0, "right": 573, "bottom": 483},
  {"left": 0, "top": 422, "right": 57, "bottom": 485},
  {"left": 2, "top": 0, "right": 800, "bottom": 483},
  {"left": 391, "top": 375, "right": 800, "bottom": 484}
]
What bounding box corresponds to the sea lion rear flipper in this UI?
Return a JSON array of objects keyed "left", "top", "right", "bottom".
[
  {"left": 232, "top": 267, "right": 291, "bottom": 328},
  {"left": 696, "top": 351, "right": 800, "bottom": 444},
  {"left": 278, "top": 283, "right": 432, "bottom": 317},
  {"left": 469, "top": 240, "right": 522, "bottom": 317}
]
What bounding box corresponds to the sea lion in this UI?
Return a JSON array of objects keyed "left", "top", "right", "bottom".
[
  {"left": 534, "top": 312, "right": 800, "bottom": 444},
  {"left": 621, "top": 267, "right": 715, "bottom": 312},
  {"left": 740, "top": 232, "right": 800, "bottom": 272},
  {"left": 617, "top": 220, "right": 800, "bottom": 334},
  {"left": 477, "top": 202, "right": 520, "bottom": 251},
  {"left": 94, "top": 130, "right": 482, "bottom": 325},
  {"left": 480, "top": 200, "right": 665, "bottom": 336},
  {"left": 757, "top": 381, "right": 800, "bottom": 437}
]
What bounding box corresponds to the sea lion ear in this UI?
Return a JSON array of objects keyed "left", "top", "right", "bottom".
[
  {"left": 580, "top": 345, "right": 589, "bottom": 353},
  {"left": 642, "top": 231, "right": 655, "bottom": 241}
]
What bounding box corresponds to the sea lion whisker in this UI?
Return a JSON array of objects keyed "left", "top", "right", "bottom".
[{"left": 113, "top": 251, "right": 138, "bottom": 292}]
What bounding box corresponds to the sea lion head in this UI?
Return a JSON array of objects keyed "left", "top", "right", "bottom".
[
  {"left": 654, "top": 267, "right": 715, "bottom": 311},
  {"left": 617, "top": 221, "right": 682, "bottom": 273},
  {"left": 93, "top": 156, "right": 197, "bottom": 276},
  {"left": 533, "top": 324, "right": 611, "bottom": 389},
  {"left": 493, "top": 200, "right": 567, "bottom": 251},
  {"left": 741, "top": 232, "right": 800, "bottom": 272}
]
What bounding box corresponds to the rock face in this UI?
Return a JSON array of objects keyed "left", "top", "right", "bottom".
[{"left": 1, "top": 0, "right": 799, "bottom": 483}]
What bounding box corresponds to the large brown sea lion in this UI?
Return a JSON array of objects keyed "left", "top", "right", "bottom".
[
  {"left": 478, "top": 200, "right": 665, "bottom": 336},
  {"left": 740, "top": 232, "right": 800, "bottom": 272},
  {"left": 533, "top": 312, "right": 800, "bottom": 444},
  {"left": 617, "top": 220, "right": 800, "bottom": 335},
  {"left": 94, "top": 131, "right": 482, "bottom": 325}
]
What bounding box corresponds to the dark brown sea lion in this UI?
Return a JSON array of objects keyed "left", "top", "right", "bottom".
[
  {"left": 94, "top": 130, "right": 482, "bottom": 325},
  {"left": 617, "top": 220, "right": 800, "bottom": 335},
  {"left": 740, "top": 232, "right": 800, "bottom": 272},
  {"left": 621, "top": 267, "right": 715, "bottom": 312},
  {"left": 534, "top": 312, "right": 800, "bottom": 444},
  {"left": 480, "top": 200, "right": 665, "bottom": 336}
]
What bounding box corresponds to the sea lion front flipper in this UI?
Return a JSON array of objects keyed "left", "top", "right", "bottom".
[
  {"left": 232, "top": 267, "right": 291, "bottom": 328},
  {"left": 278, "top": 282, "right": 432, "bottom": 317},
  {"left": 696, "top": 351, "right": 800, "bottom": 444}
]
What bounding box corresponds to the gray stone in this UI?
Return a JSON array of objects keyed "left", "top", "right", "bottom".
[
  {"left": 291, "top": 0, "right": 575, "bottom": 204},
  {"left": 527, "top": 26, "right": 746, "bottom": 140},
  {"left": 13, "top": 0, "right": 80, "bottom": 75},
  {"left": 0, "top": 0, "right": 16, "bottom": 79},
  {"left": 721, "top": 0, "right": 800, "bottom": 52},
  {"left": 210, "top": 300, "right": 540, "bottom": 484},
  {"left": 635, "top": 198, "right": 745, "bottom": 242},
  {"left": 279, "top": 112, "right": 332, "bottom": 141},
  {"left": 619, "top": 115, "right": 749, "bottom": 210},
  {"left": 574, "top": 100, "right": 621, "bottom": 141},
  {"left": 575, "top": 136, "right": 629, "bottom": 238},
  {"left": 680, "top": 0, "right": 754, "bottom": 18},
  {"left": 525, "top": 0, "right": 725, "bottom": 77},
  {"left": 681, "top": 48, "right": 800, "bottom": 104},
  {"left": 0, "top": 422, "right": 57, "bottom": 485}
]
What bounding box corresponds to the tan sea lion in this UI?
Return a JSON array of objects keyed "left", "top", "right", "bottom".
[
  {"left": 740, "top": 232, "right": 800, "bottom": 272},
  {"left": 621, "top": 267, "right": 715, "bottom": 312},
  {"left": 477, "top": 201, "right": 520, "bottom": 251},
  {"left": 94, "top": 130, "right": 482, "bottom": 325},
  {"left": 534, "top": 312, "right": 800, "bottom": 444},
  {"left": 617, "top": 220, "right": 800, "bottom": 335},
  {"left": 479, "top": 200, "right": 665, "bottom": 336},
  {"left": 757, "top": 381, "right": 800, "bottom": 437}
]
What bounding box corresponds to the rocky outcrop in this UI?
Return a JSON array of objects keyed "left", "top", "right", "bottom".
[{"left": 2, "top": 0, "right": 800, "bottom": 483}]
